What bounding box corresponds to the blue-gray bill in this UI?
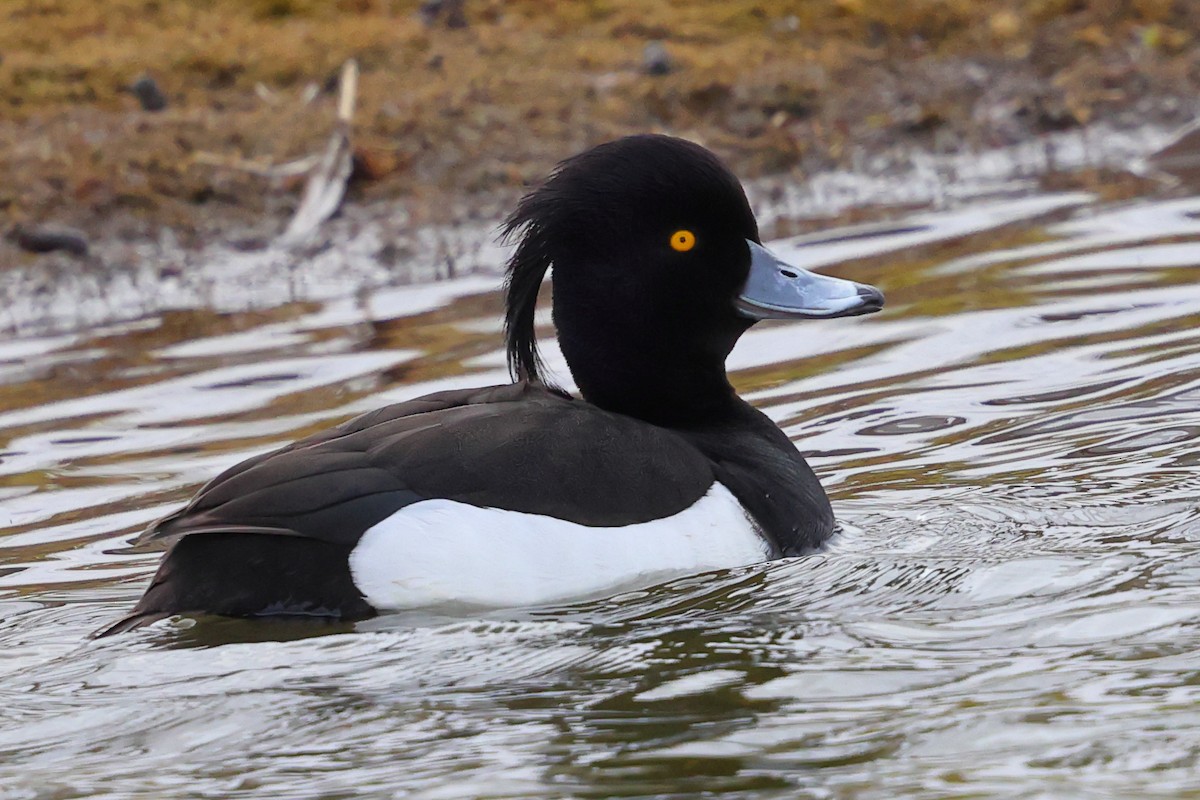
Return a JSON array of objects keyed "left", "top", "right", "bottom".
[{"left": 736, "top": 240, "right": 885, "bottom": 320}]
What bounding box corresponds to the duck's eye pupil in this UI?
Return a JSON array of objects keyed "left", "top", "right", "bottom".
[{"left": 670, "top": 230, "right": 696, "bottom": 252}]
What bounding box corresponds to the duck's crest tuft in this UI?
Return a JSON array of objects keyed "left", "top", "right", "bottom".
[{"left": 501, "top": 177, "right": 559, "bottom": 386}]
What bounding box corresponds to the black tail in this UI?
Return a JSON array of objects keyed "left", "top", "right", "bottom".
[
  {"left": 92, "top": 610, "right": 174, "bottom": 638},
  {"left": 94, "top": 533, "right": 374, "bottom": 636}
]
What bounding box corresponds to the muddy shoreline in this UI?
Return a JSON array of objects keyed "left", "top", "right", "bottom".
[
  {"left": 1, "top": 1, "right": 1197, "bottom": 268},
  {"left": 0, "top": 119, "right": 1182, "bottom": 337}
]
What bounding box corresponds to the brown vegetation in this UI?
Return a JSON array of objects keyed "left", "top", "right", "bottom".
[{"left": 0, "top": 0, "right": 1197, "bottom": 252}]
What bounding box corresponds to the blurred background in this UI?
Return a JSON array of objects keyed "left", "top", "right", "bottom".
[{"left": 1, "top": 0, "right": 1196, "bottom": 257}]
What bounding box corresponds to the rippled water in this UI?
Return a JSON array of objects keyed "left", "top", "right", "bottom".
[{"left": 3, "top": 172, "right": 1200, "bottom": 798}]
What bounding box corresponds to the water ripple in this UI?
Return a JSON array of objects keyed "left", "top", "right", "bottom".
[{"left": 3, "top": 186, "right": 1200, "bottom": 798}]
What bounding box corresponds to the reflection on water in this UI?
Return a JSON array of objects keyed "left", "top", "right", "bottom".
[{"left": 3, "top": 178, "right": 1200, "bottom": 797}]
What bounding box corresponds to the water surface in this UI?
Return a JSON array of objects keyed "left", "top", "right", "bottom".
[{"left": 3, "top": 171, "right": 1200, "bottom": 798}]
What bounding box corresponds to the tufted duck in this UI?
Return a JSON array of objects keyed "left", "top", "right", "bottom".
[{"left": 99, "top": 135, "right": 883, "bottom": 635}]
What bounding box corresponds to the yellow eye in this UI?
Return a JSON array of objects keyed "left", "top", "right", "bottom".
[{"left": 670, "top": 230, "right": 696, "bottom": 252}]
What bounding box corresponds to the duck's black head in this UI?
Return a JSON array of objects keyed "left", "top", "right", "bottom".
[{"left": 503, "top": 134, "right": 882, "bottom": 425}]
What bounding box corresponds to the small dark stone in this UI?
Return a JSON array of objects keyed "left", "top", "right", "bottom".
[
  {"left": 642, "top": 41, "right": 672, "bottom": 76},
  {"left": 8, "top": 224, "right": 89, "bottom": 257},
  {"left": 418, "top": 0, "right": 467, "bottom": 29},
  {"left": 130, "top": 74, "right": 168, "bottom": 112}
]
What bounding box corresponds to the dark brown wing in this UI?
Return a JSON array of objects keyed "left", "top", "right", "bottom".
[{"left": 141, "top": 381, "right": 715, "bottom": 546}]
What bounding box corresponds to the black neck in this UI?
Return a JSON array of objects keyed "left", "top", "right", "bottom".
[
  {"left": 551, "top": 269, "right": 753, "bottom": 427},
  {"left": 556, "top": 320, "right": 749, "bottom": 427},
  {"left": 574, "top": 346, "right": 736, "bottom": 426}
]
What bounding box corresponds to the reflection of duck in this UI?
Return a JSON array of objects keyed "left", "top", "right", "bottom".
[{"left": 99, "top": 135, "right": 883, "bottom": 636}]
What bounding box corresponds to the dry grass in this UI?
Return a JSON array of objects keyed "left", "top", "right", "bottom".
[{"left": 0, "top": 0, "right": 1196, "bottom": 246}]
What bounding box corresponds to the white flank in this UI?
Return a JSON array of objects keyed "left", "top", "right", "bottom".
[{"left": 347, "top": 482, "right": 770, "bottom": 610}]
